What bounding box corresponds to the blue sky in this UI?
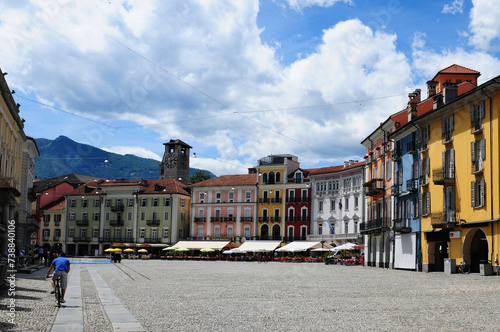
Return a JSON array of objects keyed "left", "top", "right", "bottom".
[{"left": 2, "top": 0, "right": 500, "bottom": 176}]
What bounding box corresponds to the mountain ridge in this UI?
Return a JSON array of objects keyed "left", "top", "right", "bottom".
[{"left": 34, "top": 136, "right": 215, "bottom": 180}]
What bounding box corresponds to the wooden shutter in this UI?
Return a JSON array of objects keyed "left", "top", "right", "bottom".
[
  {"left": 450, "top": 114, "right": 454, "bottom": 131},
  {"left": 480, "top": 179, "right": 485, "bottom": 207},
  {"left": 471, "top": 141, "right": 476, "bottom": 164},
  {"left": 470, "top": 104, "right": 476, "bottom": 123},
  {"left": 471, "top": 181, "right": 475, "bottom": 208},
  {"left": 481, "top": 137, "right": 486, "bottom": 160},
  {"left": 441, "top": 118, "right": 446, "bottom": 137},
  {"left": 479, "top": 100, "right": 485, "bottom": 119},
  {"left": 449, "top": 148, "right": 455, "bottom": 178}
]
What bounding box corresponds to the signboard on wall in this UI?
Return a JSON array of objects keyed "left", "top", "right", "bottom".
[{"left": 449, "top": 231, "right": 461, "bottom": 239}]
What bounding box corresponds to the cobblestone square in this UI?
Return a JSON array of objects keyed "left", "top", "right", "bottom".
[{"left": 3, "top": 260, "right": 500, "bottom": 331}]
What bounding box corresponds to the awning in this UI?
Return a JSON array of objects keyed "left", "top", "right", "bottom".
[
  {"left": 332, "top": 242, "right": 357, "bottom": 250},
  {"left": 171, "top": 241, "right": 234, "bottom": 250},
  {"left": 275, "top": 241, "right": 333, "bottom": 252},
  {"left": 237, "top": 241, "right": 282, "bottom": 252}
]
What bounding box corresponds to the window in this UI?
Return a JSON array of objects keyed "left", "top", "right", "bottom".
[
  {"left": 216, "top": 192, "right": 221, "bottom": 203},
  {"left": 164, "top": 197, "right": 170, "bottom": 206},
  {"left": 128, "top": 212, "right": 132, "bottom": 221},
  {"left": 93, "top": 212, "right": 99, "bottom": 221},
  {"left": 215, "top": 209, "right": 221, "bottom": 218},
  {"left": 319, "top": 201, "right": 323, "bottom": 213},
  {"left": 444, "top": 186, "right": 456, "bottom": 222},
  {"left": 214, "top": 225, "right": 220, "bottom": 237},
  {"left": 55, "top": 229, "right": 61, "bottom": 239},
  {"left": 354, "top": 197, "right": 359, "bottom": 209},
  {"left": 54, "top": 214, "right": 61, "bottom": 225},
  {"left": 386, "top": 159, "right": 392, "bottom": 180},
  {"left": 181, "top": 199, "right": 185, "bottom": 207},
  {"left": 442, "top": 115, "right": 454, "bottom": 142},
  {"left": 197, "top": 225, "right": 204, "bottom": 237},
  {"left": 94, "top": 199, "right": 100, "bottom": 208},
  {"left": 318, "top": 223, "right": 323, "bottom": 235},
  {"left": 244, "top": 226, "right": 250, "bottom": 238},
  {"left": 104, "top": 228, "right": 110, "bottom": 240},
  {"left": 331, "top": 200, "right": 335, "bottom": 211},
  {"left": 81, "top": 228, "right": 87, "bottom": 238},
  {"left": 262, "top": 173, "right": 268, "bottom": 183},
  {"left": 227, "top": 226, "right": 233, "bottom": 238},
  {"left": 82, "top": 212, "right": 88, "bottom": 221},
  {"left": 418, "top": 126, "right": 429, "bottom": 150},
  {"left": 345, "top": 222, "right": 349, "bottom": 234},
  {"left": 419, "top": 157, "right": 430, "bottom": 185},
  {"left": 443, "top": 148, "right": 455, "bottom": 179},
  {"left": 470, "top": 100, "right": 485, "bottom": 132},
  {"left": 244, "top": 207, "right": 251, "bottom": 217},
  {"left": 126, "top": 228, "right": 132, "bottom": 240},
  {"left": 81, "top": 199, "right": 87, "bottom": 208},
  {"left": 139, "top": 228, "right": 145, "bottom": 239},
  {"left": 128, "top": 198, "right": 134, "bottom": 207},
  {"left": 141, "top": 212, "right": 145, "bottom": 221},
  {"left": 199, "top": 192, "right": 205, "bottom": 202},
  {"left": 93, "top": 228, "right": 98, "bottom": 239},
  {"left": 180, "top": 212, "right": 185, "bottom": 221},
  {"left": 151, "top": 228, "right": 157, "bottom": 240},
  {"left": 228, "top": 208, "right": 234, "bottom": 217},
  {"left": 69, "top": 228, "right": 74, "bottom": 238},
  {"left": 164, "top": 211, "right": 169, "bottom": 220},
  {"left": 471, "top": 137, "right": 486, "bottom": 173},
  {"left": 471, "top": 178, "right": 485, "bottom": 208},
  {"left": 43, "top": 229, "right": 50, "bottom": 240},
  {"left": 70, "top": 199, "right": 76, "bottom": 208},
  {"left": 152, "top": 212, "right": 158, "bottom": 221},
  {"left": 246, "top": 191, "right": 251, "bottom": 202},
  {"left": 295, "top": 172, "right": 302, "bottom": 183},
  {"left": 43, "top": 214, "right": 50, "bottom": 224},
  {"left": 344, "top": 198, "right": 349, "bottom": 211},
  {"left": 106, "top": 199, "right": 111, "bottom": 207},
  {"left": 412, "top": 196, "right": 419, "bottom": 219},
  {"left": 229, "top": 191, "right": 234, "bottom": 202},
  {"left": 105, "top": 212, "right": 110, "bottom": 221},
  {"left": 141, "top": 198, "right": 147, "bottom": 207},
  {"left": 152, "top": 197, "right": 158, "bottom": 207},
  {"left": 276, "top": 172, "right": 281, "bottom": 183},
  {"left": 163, "top": 228, "right": 169, "bottom": 238}
]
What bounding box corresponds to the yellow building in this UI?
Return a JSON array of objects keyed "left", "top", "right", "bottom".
[
  {"left": 415, "top": 69, "right": 500, "bottom": 273},
  {"left": 254, "top": 154, "right": 300, "bottom": 240}
]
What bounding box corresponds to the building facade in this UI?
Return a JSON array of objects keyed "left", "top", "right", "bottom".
[
  {"left": 190, "top": 174, "right": 257, "bottom": 241},
  {"left": 309, "top": 160, "right": 365, "bottom": 246}
]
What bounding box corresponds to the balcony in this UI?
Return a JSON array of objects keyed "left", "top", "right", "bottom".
[
  {"left": 360, "top": 218, "right": 391, "bottom": 233},
  {"left": 406, "top": 141, "right": 417, "bottom": 154},
  {"left": 194, "top": 217, "right": 206, "bottom": 223},
  {"left": 406, "top": 179, "right": 419, "bottom": 192},
  {"left": 298, "top": 196, "right": 309, "bottom": 203},
  {"left": 143, "top": 238, "right": 162, "bottom": 244},
  {"left": 270, "top": 216, "right": 281, "bottom": 223},
  {"left": 432, "top": 168, "right": 455, "bottom": 185},
  {"left": 240, "top": 217, "right": 253, "bottom": 222},
  {"left": 223, "top": 216, "right": 235, "bottom": 222},
  {"left": 42, "top": 236, "right": 50, "bottom": 241},
  {"left": 54, "top": 222, "right": 61, "bottom": 226},
  {"left": 392, "top": 218, "right": 412, "bottom": 233},
  {"left": 111, "top": 204, "right": 124, "bottom": 212},
  {"left": 271, "top": 198, "right": 282, "bottom": 204},
  {"left": 363, "top": 179, "right": 384, "bottom": 196},
  {"left": 259, "top": 198, "right": 270, "bottom": 204},
  {"left": 73, "top": 237, "right": 90, "bottom": 242},
  {"left": 431, "top": 211, "right": 457, "bottom": 228},
  {"left": 285, "top": 216, "right": 297, "bottom": 222},
  {"left": 100, "top": 236, "right": 134, "bottom": 243},
  {"left": 110, "top": 219, "right": 124, "bottom": 226},
  {"left": 286, "top": 197, "right": 297, "bottom": 203},
  {"left": 297, "top": 216, "right": 309, "bottom": 222},
  {"left": 258, "top": 217, "right": 269, "bottom": 223},
  {"left": 392, "top": 149, "right": 402, "bottom": 161},
  {"left": 53, "top": 236, "right": 60, "bottom": 241},
  {"left": 76, "top": 220, "right": 89, "bottom": 226},
  {"left": 146, "top": 219, "right": 161, "bottom": 226},
  {"left": 391, "top": 184, "right": 402, "bottom": 196}
]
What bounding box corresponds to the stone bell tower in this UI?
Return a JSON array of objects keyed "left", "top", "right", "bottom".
[{"left": 159, "top": 139, "right": 192, "bottom": 184}]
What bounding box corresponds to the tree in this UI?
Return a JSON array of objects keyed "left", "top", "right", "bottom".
[{"left": 189, "top": 171, "right": 210, "bottom": 184}]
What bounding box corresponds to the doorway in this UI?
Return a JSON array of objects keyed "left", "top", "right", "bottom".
[{"left": 463, "top": 228, "right": 489, "bottom": 273}]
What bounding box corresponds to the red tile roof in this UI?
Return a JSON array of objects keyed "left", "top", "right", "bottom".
[
  {"left": 190, "top": 174, "right": 257, "bottom": 187},
  {"left": 437, "top": 64, "right": 480, "bottom": 75},
  {"left": 305, "top": 161, "right": 365, "bottom": 175},
  {"left": 65, "top": 179, "right": 190, "bottom": 196}
]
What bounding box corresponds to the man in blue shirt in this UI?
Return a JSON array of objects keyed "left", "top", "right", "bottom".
[{"left": 46, "top": 252, "right": 71, "bottom": 303}]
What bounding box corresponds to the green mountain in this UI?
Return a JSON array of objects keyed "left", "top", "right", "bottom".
[{"left": 34, "top": 136, "right": 215, "bottom": 180}]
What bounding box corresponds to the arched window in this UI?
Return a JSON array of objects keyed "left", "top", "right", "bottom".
[
  {"left": 276, "top": 172, "right": 281, "bottom": 183},
  {"left": 269, "top": 171, "right": 275, "bottom": 184},
  {"left": 262, "top": 173, "right": 268, "bottom": 183}
]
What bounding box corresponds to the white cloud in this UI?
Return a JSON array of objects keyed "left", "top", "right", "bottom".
[
  {"left": 442, "top": 0, "right": 464, "bottom": 15},
  {"left": 1, "top": 1, "right": 413, "bottom": 176},
  {"left": 102, "top": 146, "right": 162, "bottom": 161},
  {"left": 285, "top": 0, "right": 352, "bottom": 11},
  {"left": 469, "top": 0, "right": 500, "bottom": 50}
]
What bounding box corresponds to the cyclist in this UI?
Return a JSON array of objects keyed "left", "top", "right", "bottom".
[{"left": 46, "top": 252, "right": 71, "bottom": 303}]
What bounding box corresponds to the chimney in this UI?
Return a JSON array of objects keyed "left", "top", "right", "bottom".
[
  {"left": 407, "top": 89, "right": 421, "bottom": 121},
  {"left": 433, "top": 94, "right": 444, "bottom": 110},
  {"left": 344, "top": 161, "right": 349, "bottom": 168},
  {"left": 443, "top": 83, "right": 458, "bottom": 104},
  {"left": 427, "top": 80, "right": 437, "bottom": 98}
]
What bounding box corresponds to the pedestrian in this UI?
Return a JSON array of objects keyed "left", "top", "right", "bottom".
[{"left": 46, "top": 252, "right": 71, "bottom": 303}]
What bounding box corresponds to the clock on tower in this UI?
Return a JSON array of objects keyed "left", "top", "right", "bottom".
[{"left": 159, "top": 139, "right": 192, "bottom": 184}]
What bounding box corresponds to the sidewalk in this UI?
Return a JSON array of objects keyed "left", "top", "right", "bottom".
[{"left": 51, "top": 263, "right": 145, "bottom": 332}]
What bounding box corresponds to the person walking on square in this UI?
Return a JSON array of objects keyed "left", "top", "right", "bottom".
[{"left": 46, "top": 252, "right": 71, "bottom": 303}]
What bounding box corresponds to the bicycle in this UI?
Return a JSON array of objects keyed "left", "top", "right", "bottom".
[
  {"left": 50, "top": 275, "right": 63, "bottom": 307},
  {"left": 457, "top": 261, "right": 471, "bottom": 274}
]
